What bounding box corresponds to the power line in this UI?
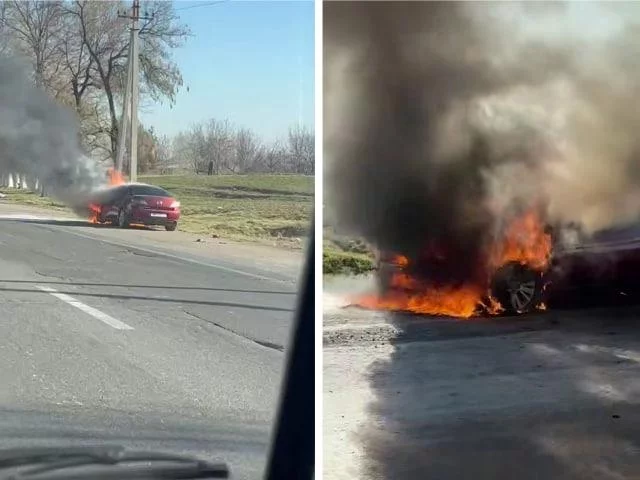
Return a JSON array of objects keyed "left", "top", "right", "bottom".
[{"left": 175, "top": 1, "right": 230, "bottom": 12}]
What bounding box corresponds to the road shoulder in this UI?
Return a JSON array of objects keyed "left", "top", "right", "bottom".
[{"left": 0, "top": 202, "right": 305, "bottom": 280}]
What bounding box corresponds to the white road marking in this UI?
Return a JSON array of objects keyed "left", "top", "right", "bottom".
[
  {"left": 0, "top": 214, "right": 45, "bottom": 219},
  {"left": 36, "top": 285, "right": 134, "bottom": 330}
]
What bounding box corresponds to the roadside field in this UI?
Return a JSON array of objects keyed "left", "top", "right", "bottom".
[{"left": 0, "top": 174, "right": 314, "bottom": 247}]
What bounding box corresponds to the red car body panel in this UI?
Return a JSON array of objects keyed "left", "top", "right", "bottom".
[
  {"left": 545, "top": 224, "right": 640, "bottom": 295},
  {"left": 103, "top": 194, "right": 181, "bottom": 225}
]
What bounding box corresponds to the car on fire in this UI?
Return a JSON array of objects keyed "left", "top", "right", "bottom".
[
  {"left": 89, "top": 183, "right": 181, "bottom": 231},
  {"left": 376, "top": 221, "right": 640, "bottom": 315}
]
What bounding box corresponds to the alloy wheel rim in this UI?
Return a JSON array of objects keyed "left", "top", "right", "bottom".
[{"left": 508, "top": 279, "right": 536, "bottom": 312}]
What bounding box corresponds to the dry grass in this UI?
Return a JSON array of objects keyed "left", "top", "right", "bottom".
[
  {"left": 145, "top": 175, "right": 313, "bottom": 245},
  {"left": 0, "top": 189, "right": 70, "bottom": 211}
]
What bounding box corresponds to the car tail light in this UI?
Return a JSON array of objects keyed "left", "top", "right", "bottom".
[{"left": 170, "top": 200, "right": 180, "bottom": 208}]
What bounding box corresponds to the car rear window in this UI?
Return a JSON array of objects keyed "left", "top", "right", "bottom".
[{"left": 132, "top": 185, "right": 172, "bottom": 197}]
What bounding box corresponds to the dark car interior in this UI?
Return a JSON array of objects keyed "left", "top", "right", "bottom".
[{"left": 265, "top": 225, "right": 315, "bottom": 480}]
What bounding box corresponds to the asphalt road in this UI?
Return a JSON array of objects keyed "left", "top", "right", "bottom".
[
  {"left": 0, "top": 208, "right": 302, "bottom": 480},
  {"left": 324, "top": 276, "right": 640, "bottom": 480}
]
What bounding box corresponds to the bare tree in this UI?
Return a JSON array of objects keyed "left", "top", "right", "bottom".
[
  {"left": 137, "top": 1, "right": 188, "bottom": 103},
  {"left": 156, "top": 134, "right": 173, "bottom": 173},
  {"left": 234, "top": 128, "right": 261, "bottom": 173},
  {"left": 264, "top": 140, "right": 287, "bottom": 173},
  {"left": 172, "top": 131, "right": 197, "bottom": 172},
  {"left": 3, "top": 1, "right": 65, "bottom": 91},
  {"left": 77, "top": 97, "right": 112, "bottom": 160},
  {"left": 134, "top": 124, "right": 158, "bottom": 173},
  {"left": 287, "top": 124, "right": 314, "bottom": 174},
  {"left": 58, "top": 8, "right": 95, "bottom": 111},
  {"left": 0, "top": 2, "right": 16, "bottom": 56},
  {"left": 67, "top": 0, "right": 190, "bottom": 163},
  {"left": 66, "top": 1, "right": 129, "bottom": 157},
  {"left": 189, "top": 123, "right": 208, "bottom": 173},
  {"left": 205, "top": 119, "right": 235, "bottom": 174},
  {"left": 245, "top": 143, "right": 267, "bottom": 173},
  {"left": 170, "top": 120, "right": 314, "bottom": 175}
]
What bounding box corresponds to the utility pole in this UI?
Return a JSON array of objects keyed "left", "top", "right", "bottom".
[
  {"left": 117, "top": 0, "right": 151, "bottom": 182},
  {"left": 130, "top": 0, "right": 140, "bottom": 183},
  {"left": 115, "top": 37, "right": 133, "bottom": 174}
]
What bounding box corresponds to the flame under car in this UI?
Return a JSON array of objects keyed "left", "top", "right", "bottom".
[
  {"left": 88, "top": 183, "right": 181, "bottom": 231},
  {"left": 376, "top": 222, "right": 640, "bottom": 316}
]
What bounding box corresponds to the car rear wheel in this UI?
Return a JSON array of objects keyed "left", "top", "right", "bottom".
[
  {"left": 118, "top": 209, "right": 130, "bottom": 229},
  {"left": 165, "top": 222, "right": 177, "bottom": 232},
  {"left": 491, "top": 262, "right": 544, "bottom": 315}
]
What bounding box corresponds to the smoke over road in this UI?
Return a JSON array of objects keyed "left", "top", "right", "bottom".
[
  {"left": 324, "top": 1, "right": 640, "bottom": 283},
  {"left": 0, "top": 58, "right": 105, "bottom": 212}
]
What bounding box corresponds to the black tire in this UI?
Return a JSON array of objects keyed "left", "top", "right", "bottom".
[
  {"left": 117, "top": 208, "right": 130, "bottom": 229},
  {"left": 165, "top": 222, "right": 177, "bottom": 232},
  {"left": 491, "top": 262, "right": 544, "bottom": 315}
]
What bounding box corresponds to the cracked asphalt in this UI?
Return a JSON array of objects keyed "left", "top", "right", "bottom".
[{"left": 0, "top": 204, "right": 302, "bottom": 480}]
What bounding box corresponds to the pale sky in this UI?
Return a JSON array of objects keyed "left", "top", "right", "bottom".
[{"left": 139, "top": 0, "right": 314, "bottom": 143}]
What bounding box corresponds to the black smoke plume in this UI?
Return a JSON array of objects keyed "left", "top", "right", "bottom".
[
  {"left": 0, "top": 58, "right": 105, "bottom": 212},
  {"left": 324, "top": 1, "right": 640, "bottom": 283}
]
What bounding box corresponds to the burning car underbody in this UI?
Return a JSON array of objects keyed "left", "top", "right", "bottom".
[
  {"left": 86, "top": 168, "right": 126, "bottom": 224},
  {"left": 357, "top": 209, "right": 553, "bottom": 318},
  {"left": 352, "top": 209, "right": 640, "bottom": 319}
]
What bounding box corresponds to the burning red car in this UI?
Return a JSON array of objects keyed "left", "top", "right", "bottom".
[
  {"left": 88, "top": 183, "right": 181, "bottom": 231},
  {"left": 369, "top": 215, "right": 640, "bottom": 317}
]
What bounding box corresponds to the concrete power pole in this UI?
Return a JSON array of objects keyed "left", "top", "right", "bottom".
[
  {"left": 115, "top": 37, "right": 133, "bottom": 174},
  {"left": 130, "top": 0, "right": 140, "bottom": 183},
  {"left": 117, "top": 0, "right": 150, "bottom": 181}
]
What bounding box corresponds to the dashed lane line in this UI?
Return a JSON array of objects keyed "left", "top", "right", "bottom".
[{"left": 36, "top": 285, "right": 134, "bottom": 330}]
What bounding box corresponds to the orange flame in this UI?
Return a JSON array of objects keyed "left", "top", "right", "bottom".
[
  {"left": 107, "top": 167, "right": 126, "bottom": 186},
  {"left": 87, "top": 168, "right": 127, "bottom": 223},
  {"left": 393, "top": 255, "right": 409, "bottom": 268},
  {"left": 490, "top": 210, "right": 552, "bottom": 272},
  {"left": 353, "top": 209, "right": 552, "bottom": 318},
  {"left": 357, "top": 275, "right": 485, "bottom": 318},
  {"left": 88, "top": 203, "right": 101, "bottom": 224}
]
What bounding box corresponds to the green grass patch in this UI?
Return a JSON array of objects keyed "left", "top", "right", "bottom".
[
  {"left": 322, "top": 226, "right": 377, "bottom": 276},
  {"left": 141, "top": 175, "right": 313, "bottom": 244},
  {"left": 323, "top": 248, "right": 374, "bottom": 275},
  {"left": 140, "top": 174, "right": 314, "bottom": 196}
]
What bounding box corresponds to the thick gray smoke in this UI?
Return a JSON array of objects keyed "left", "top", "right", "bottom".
[
  {"left": 0, "top": 58, "right": 105, "bottom": 212},
  {"left": 325, "top": 1, "right": 640, "bottom": 282}
]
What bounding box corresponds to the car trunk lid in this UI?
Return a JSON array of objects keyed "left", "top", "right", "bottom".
[{"left": 132, "top": 195, "right": 178, "bottom": 211}]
